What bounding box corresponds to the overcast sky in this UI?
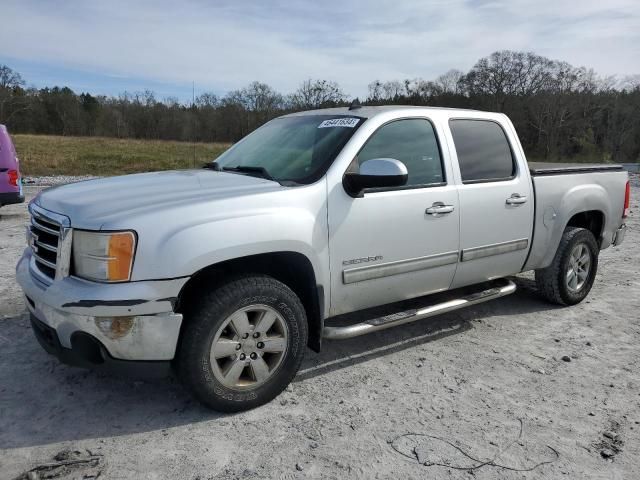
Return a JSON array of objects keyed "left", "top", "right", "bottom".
[{"left": 0, "top": 0, "right": 638, "bottom": 101}]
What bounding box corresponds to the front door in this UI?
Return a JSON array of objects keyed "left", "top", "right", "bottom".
[{"left": 327, "top": 118, "right": 460, "bottom": 316}]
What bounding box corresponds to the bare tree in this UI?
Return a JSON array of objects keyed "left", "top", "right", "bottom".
[
  {"left": 618, "top": 74, "right": 640, "bottom": 92},
  {"left": 219, "top": 82, "right": 284, "bottom": 138},
  {"left": 288, "top": 79, "right": 347, "bottom": 110},
  {"left": 403, "top": 78, "right": 439, "bottom": 101},
  {"left": 0, "top": 65, "right": 25, "bottom": 89},
  {"left": 367, "top": 80, "right": 404, "bottom": 103},
  {"left": 435, "top": 69, "right": 464, "bottom": 94},
  {"left": 196, "top": 92, "right": 219, "bottom": 108},
  {"left": 460, "top": 51, "right": 555, "bottom": 109},
  {"left": 239, "top": 82, "right": 283, "bottom": 113},
  {"left": 0, "top": 65, "right": 27, "bottom": 123},
  {"left": 367, "top": 80, "right": 383, "bottom": 102}
]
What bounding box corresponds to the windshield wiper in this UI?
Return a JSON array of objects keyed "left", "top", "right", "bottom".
[
  {"left": 202, "top": 162, "right": 278, "bottom": 183},
  {"left": 222, "top": 165, "right": 274, "bottom": 181},
  {"left": 202, "top": 162, "right": 221, "bottom": 171}
]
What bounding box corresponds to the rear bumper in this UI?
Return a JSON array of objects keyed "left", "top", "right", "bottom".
[
  {"left": 0, "top": 191, "right": 24, "bottom": 206},
  {"left": 613, "top": 223, "right": 627, "bottom": 246}
]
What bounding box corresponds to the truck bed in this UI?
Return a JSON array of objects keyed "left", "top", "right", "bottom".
[
  {"left": 524, "top": 165, "right": 628, "bottom": 272},
  {"left": 529, "top": 162, "right": 624, "bottom": 176}
]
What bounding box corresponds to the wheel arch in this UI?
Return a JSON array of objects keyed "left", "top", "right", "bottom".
[
  {"left": 566, "top": 210, "right": 606, "bottom": 246},
  {"left": 539, "top": 208, "right": 606, "bottom": 269},
  {"left": 175, "top": 251, "right": 325, "bottom": 353}
]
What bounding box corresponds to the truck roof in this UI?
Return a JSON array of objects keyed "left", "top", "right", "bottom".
[{"left": 284, "top": 105, "right": 484, "bottom": 119}]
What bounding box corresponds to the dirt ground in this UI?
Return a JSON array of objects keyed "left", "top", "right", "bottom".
[{"left": 1, "top": 184, "right": 638, "bottom": 480}]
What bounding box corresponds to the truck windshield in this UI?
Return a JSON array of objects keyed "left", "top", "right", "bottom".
[{"left": 213, "top": 115, "right": 365, "bottom": 185}]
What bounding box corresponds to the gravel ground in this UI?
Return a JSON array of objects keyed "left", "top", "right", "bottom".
[
  {"left": 0, "top": 183, "right": 638, "bottom": 480},
  {"left": 22, "top": 175, "right": 102, "bottom": 186}
]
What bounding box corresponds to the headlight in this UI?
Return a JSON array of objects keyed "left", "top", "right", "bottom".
[{"left": 72, "top": 230, "right": 137, "bottom": 282}]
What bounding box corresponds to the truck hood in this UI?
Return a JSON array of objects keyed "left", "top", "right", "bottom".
[{"left": 34, "top": 170, "right": 283, "bottom": 229}]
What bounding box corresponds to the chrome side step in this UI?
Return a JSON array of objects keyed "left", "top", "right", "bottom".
[{"left": 322, "top": 278, "right": 516, "bottom": 340}]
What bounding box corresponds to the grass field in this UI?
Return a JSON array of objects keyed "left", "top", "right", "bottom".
[{"left": 13, "top": 135, "right": 231, "bottom": 176}]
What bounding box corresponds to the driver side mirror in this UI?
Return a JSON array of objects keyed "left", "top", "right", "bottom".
[{"left": 343, "top": 158, "right": 408, "bottom": 197}]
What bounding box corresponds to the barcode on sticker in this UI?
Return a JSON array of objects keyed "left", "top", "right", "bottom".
[{"left": 318, "top": 118, "right": 360, "bottom": 128}]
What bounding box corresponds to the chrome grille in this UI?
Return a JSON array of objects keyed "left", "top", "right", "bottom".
[
  {"left": 30, "top": 213, "right": 61, "bottom": 279},
  {"left": 28, "top": 205, "right": 72, "bottom": 283}
]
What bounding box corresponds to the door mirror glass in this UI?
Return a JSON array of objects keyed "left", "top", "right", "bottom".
[{"left": 343, "top": 158, "right": 408, "bottom": 197}]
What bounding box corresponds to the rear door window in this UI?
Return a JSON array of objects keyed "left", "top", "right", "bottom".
[{"left": 449, "top": 119, "right": 515, "bottom": 183}]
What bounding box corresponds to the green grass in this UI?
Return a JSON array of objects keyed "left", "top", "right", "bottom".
[{"left": 13, "top": 135, "right": 231, "bottom": 176}]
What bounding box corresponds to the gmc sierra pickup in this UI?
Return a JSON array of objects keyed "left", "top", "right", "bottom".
[{"left": 16, "top": 106, "right": 629, "bottom": 411}]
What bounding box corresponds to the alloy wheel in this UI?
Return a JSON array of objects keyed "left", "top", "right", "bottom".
[
  {"left": 209, "top": 305, "right": 288, "bottom": 390},
  {"left": 566, "top": 243, "right": 592, "bottom": 293}
]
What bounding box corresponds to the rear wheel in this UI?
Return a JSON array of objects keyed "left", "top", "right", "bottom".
[
  {"left": 179, "top": 275, "right": 307, "bottom": 412},
  {"left": 535, "top": 227, "right": 599, "bottom": 305}
]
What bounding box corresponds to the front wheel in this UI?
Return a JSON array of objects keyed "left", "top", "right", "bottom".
[
  {"left": 535, "top": 226, "right": 599, "bottom": 306},
  {"left": 178, "top": 275, "right": 308, "bottom": 412}
]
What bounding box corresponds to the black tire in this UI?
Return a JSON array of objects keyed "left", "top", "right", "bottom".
[
  {"left": 535, "top": 227, "right": 599, "bottom": 306},
  {"left": 178, "top": 275, "right": 308, "bottom": 412}
]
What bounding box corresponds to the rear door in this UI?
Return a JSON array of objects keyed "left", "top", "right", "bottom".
[{"left": 447, "top": 117, "right": 533, "bottom": 288}]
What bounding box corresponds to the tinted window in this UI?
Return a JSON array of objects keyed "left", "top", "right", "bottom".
[
  {"left": 449, "top": 120, "right": 515, "bottom": 182},
  {"left": 357, "top": 119, "right": 444, "bottom": 187}
]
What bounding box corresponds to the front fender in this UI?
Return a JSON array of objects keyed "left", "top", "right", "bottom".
[
  {"left": 127, "top": 181, "right": 331, "bottom": 310},
  {"left": 161, "top": 207, "right": 326, "bottom": 279}
]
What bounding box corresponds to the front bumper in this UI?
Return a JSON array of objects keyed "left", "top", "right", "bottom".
[
  {"left": 17, "top": 250, "right": 188, "bottom": 362},
  {"left": 613, "top": 224, "right": 626, "bottom": 246},
  {"left": 30, "top": 314, "right": 172, "bottom": 377}
]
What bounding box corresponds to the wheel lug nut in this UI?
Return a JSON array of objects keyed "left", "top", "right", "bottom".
[
  {"left": 242, "top": 333, "right": 249, "bottom": 339},
  {"left": 235, "top": 344, "right": 242, "bottom": 350},
  {"left": 257, "top": 342, "right": 264, "bottom": 349},
  {"left": 250, "top": 352, "right": 257, "bottom": 360},
  {"left": 239, "top": 353, "right": 246, "bottom": 360},
  {"left": 253, "top": 332, "right": 260, "bottom": 338}
]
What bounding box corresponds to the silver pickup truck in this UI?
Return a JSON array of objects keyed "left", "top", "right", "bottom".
[{"left": 16, "top": 106, "right": 629, "bottom": 411}]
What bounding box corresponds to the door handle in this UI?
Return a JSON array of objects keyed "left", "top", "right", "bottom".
[
  {"left": 506, "top": 194, "right": 528, "bottom": 205},
  {"left": 426, "top": 202, "right": 455, "bottom": 215}
]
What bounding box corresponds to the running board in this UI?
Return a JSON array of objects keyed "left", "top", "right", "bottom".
[{"left": 322, "top": 278, "right": 516, "bottom": 340}]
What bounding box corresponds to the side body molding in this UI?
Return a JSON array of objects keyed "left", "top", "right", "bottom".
[
  {"left": 461, "top": 238, "right": 529, "bottom": 262},
  {"left": 342, "top": 251, "right": 459, "bottom": 284}
]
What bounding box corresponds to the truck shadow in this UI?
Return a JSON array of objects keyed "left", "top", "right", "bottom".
[
  {"left": 0, "top": 276, "right": 555, "bottom": 449},
  {"left": 296, "top": 275, "right": 551, "bottom": 381}
]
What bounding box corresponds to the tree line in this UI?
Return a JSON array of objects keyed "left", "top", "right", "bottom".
[{"left": 1, "top": 50, "right": 639, "bottom": 162}]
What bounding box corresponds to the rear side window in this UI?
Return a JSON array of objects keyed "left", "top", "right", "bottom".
[
  {"left": 357, "top": 119, "right": 444, "bottom": 187},
  {"left": 449, "top": 119, "right": 515, "bottom": 183}
]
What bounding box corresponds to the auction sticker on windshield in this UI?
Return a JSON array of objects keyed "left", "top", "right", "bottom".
[{"left": 318, "top": 118, "right": 360, "bottom": 128}]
